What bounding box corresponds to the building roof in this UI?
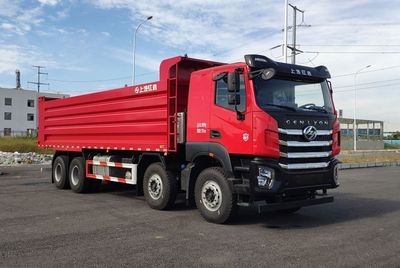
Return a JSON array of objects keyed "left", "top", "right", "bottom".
[
  {"left": 0, "top": 87, "right": 69, "bottom": 98},
  {"left": 339, "top": 117, "right": 383, "bottom": 124}
]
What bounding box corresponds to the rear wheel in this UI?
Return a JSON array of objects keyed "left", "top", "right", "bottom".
[
  {"left": 69, "top": 157, "right": 91, "bottom": 193},
  {"left": 195, "top": 167, "right": 236, "bottom": 224},
  {"left": 143, "top": 163, "right": 177, "bottom": 210},
  {"left": 53, "top": 155, "right": 69, "bottom": 189}
]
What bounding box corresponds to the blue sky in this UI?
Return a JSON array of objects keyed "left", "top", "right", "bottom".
[{"left": 1, "top": 0, "right": 400, "bottom": 130}]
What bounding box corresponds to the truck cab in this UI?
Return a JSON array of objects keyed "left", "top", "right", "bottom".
[{"left": 185, "top": 54, "right": 340, "bottom": 221}]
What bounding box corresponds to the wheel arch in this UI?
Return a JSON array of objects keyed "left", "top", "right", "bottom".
[
  {"left": 136, "top": 153, "right": 166, "bottom": 196},
  {"left": 182, "top": 153, "right": 226, "bottom": 201},
  {"left": 185, "top": 142, "right": 232, "bottom": 172}
]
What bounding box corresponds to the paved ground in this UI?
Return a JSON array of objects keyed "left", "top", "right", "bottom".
[{"left": 0, "top": 165, "right": 399, "bottom": 267}]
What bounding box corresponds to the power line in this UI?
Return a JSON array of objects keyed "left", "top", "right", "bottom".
[
  {"left": 303, "top": 51, "right": 400, "bottom": 54},
  {"left": 334, "top": 78, "right": 400, "bottom": 89},
  {"left": 335, "top": 82, "right": 398, "bottom": 93},
  {"left": 311, "top": 22, "right": 400, "bottom": 27},
  {"left": 333, "top": 65, "right": 400, "bottom": 78},
  {"left": 47, "top": 71, "right": 156, "bottom": 83},
  {"left": 28, "top": 65, "right": 49, "bottom": 93},
  {"left": 298, "top": 44, "right": 400, "bottom": 47}
]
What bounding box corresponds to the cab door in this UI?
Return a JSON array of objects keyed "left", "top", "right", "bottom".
[{"left": 209, "top": 69, "right": 253, "bottom": 155}]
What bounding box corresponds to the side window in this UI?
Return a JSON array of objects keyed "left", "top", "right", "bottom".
[{"left": 215, "top": 73, "right": 246, "bottom": 112}]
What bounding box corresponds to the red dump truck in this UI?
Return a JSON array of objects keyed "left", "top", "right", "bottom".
[{"left": 38, "top": 55, "right": 340, "bottom": 223}]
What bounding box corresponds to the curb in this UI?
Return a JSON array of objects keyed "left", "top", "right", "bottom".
[{"left": 339, "top": 161, "right": 400, "bottom": 170}]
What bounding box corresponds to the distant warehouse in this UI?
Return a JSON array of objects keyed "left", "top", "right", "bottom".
[{"left": 0, "top": 86, "right": 68, "bottom": 137}]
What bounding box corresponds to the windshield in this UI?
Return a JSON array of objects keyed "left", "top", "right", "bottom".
[{"left": 253, "top": 77, "right": 334, "bottom": 114}]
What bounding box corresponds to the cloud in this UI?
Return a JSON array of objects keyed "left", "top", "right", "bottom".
[
  {"left": 108, "top": 47, "right": 161, "bottom": 72},
  {"left": 0, "top": 44, "right": 58, "bottom": 74},
  {"left": 38, "top": 0, "right": 60, "bottom": 6},
  {"left": 91, "top": 0, "right": 282, "bottom": 54},
  {"left": 56, "top": 9, "right": 69, "bottom": 19},
  {"left": 0, "top": 4, "right": 44, "bottom": 36}
]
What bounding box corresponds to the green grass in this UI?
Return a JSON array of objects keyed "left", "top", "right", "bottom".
[
  {"left": 0, "top": 137, "right": 53, "bottom": 154},
  {"left": 384, "top": 143, "right": 400, "bottom": 149}
]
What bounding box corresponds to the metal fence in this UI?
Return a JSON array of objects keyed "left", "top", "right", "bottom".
[{"left": 0, "top": 130, "right": 37, "bottom": 137}]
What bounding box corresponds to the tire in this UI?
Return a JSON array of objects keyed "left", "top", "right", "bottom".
[
  {"left": 69, "top": 157, "right": 91, "bottom": 193},
  {"left": 53, "top": 155, "right": 69, "bottom": 189},
  {"left": 143, "top": 163, "right": 177, "bottom": 210},
  {"left": 277, "top": 207, "right": 302, "bottom": 214},
  {"left": 195, "top": 167, "right": 236, "bottom": 224}
]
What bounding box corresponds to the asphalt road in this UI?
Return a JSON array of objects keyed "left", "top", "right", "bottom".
[{"left": 0, "top": 165, "right": 399, "bottom": 267}]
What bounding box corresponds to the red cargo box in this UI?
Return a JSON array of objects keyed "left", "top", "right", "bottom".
[
  {"left": 38, "top": 82, "right": 167, "bottom": 152},
  {"left": 38, "top": 56, "right": 223, "bottom": 153}
]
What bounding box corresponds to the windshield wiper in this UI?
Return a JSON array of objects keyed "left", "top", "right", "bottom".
[
  {"left": 300, "top": 104, "right": 327, "bottom": 113},
  {"left": 262, "top": 103, "right": 298, "bottom": 112}
]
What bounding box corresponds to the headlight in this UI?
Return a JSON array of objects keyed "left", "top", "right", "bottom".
[{"left": 257, "top": 166, "right": 275, "bottom": 189}]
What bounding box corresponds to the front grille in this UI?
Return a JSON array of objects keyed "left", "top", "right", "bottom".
[{"left": 278, "top": 128, "right": 333, "bottom": 170}]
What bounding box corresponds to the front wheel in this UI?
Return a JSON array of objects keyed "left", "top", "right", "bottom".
[{"left": 195, "top": 167, "right": 236, "bottom": 224}]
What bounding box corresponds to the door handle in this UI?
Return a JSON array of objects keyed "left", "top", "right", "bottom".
[{"left": 210, "top": 130, "right": 221, "bottom": 139}]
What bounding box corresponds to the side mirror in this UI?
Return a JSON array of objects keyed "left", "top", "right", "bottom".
[
  {"left": 228, "top": 93, "right": 240, "bottom": 105},
  {"left": 227, "top": 72, "right": 240, "bottom": 92}
]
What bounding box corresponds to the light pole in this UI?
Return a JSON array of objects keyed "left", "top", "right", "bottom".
[
  {"left": 132, "top": 16, "right": 153, "bottom": 86},
  {"left": 353, "top": 64, "right": 371, "bottom": 151}
]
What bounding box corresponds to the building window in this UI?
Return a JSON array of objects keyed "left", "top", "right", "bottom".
[
  {"left": 4, "top": 128, "right": 11, "bottom": 136},
  {"left": 27, "top": 113, "right": 34, "bottom": 121},
  {"left": 4, "top": 112, "right": 11, "bottom": 120},
  {"left": 27, "top": 99, "right": 35, "bottom": 107},
  {"left": 5, "top": 98, "right": 12, "bottom": 106}
]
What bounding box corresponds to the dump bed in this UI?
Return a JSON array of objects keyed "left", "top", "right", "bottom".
[
  {"left": 38, "top": 56, "right": 224, "bottom": 153},
  {"left": 38, "top": 82, "right": 168, "bottom": 152}
]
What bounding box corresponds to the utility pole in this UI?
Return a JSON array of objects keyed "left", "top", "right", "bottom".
[
  {"left": 283, "top": 0, "right": 288, "bottom": 63},
  {"left": 28, "top": 65, "right": 49, "bottom": 93},
  {"left": 28, "top": 65, "right": 49, "bottom": 136},
  {"left": 288, "top": 4, "right": 307, "bottom": 64}
]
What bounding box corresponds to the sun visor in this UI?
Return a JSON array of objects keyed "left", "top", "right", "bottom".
[{"left": 244, "top": 54, "right": 331, "bottom": 81}]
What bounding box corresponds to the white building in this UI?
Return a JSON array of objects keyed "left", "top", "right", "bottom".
[{"left": 0, "top": 87, "right": 68, "bottom": 136}]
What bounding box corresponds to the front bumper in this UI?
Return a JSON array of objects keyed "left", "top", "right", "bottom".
[
  {"left": 256, "top": 195, "right": 334, "bottom": 213},
  {"left": 233, "top": 157, "right": 339, "bottom": 200}
]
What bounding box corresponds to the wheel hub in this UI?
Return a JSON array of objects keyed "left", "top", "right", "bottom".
[
  {"left": 148, "top": 174, "right": 163, "bottom": 200},
  {"left": 54, "top": 163, "right": 62, "bottom": 182},
  {"left": 201, "top": 180, "right": 222, "bottom": 211},
  {"left": 70, "top": 166, "right": 79, "bottom": 186}
]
